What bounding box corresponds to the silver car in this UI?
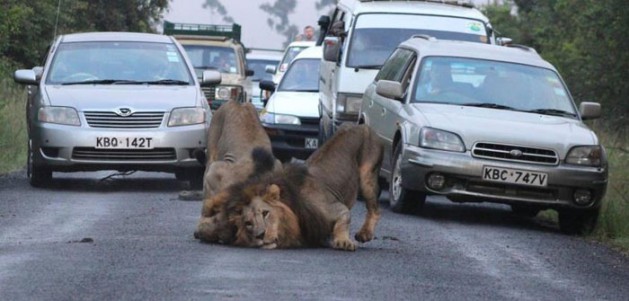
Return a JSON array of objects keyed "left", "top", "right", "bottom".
[
  {"left": 360, "top": 36, "right": 608, "bottom": 235},
  {"left": 13, "top": 32, "right": 220, "bottom": 187}
]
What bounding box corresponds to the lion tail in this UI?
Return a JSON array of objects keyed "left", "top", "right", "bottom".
[{"left": 251, "top": 147, "right": 276, "bottom": 176}]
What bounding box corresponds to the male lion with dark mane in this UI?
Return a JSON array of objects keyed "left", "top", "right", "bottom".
[
  {"left": 226, "top": 124, "right": 384, "bottom": 251},
  {"left": 194, "top": 100, "right": 281, "bottom": 243}
]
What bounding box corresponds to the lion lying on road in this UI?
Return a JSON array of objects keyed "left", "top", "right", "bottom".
[
  {"left": 226, "top": 124, "right": 384, "bottom": 251},
  {"left": 194, "top": 100, "right": 281, "bottom": 243}
]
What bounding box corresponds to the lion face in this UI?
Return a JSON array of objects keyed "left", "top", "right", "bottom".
[{"left": 233, "top": 184, "right": 282, "bottom": 249}]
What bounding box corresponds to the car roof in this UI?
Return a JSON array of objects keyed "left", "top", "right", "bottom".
[
  {"left": 246, "top": 49, "right": 283, "bottom": 61},
  {"left": 286, "top": 41, "right": 317, "bottom": 48},
  {"left": 339, "top": 0, "right": 488, "bottom": 22},
  {"left": 60, "top": 31, "right": 173, "bottom": 43},
  {"left": 293, "top": 46, "right": 323, "bottom": 60},
  {"left": 402, "top": 37, "right": 554, "bottom": 69}
]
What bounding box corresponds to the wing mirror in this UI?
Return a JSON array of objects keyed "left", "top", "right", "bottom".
[
  {"left": 323, "top": 36, "right": 341, "bottom": 62},
  {"left": 259, "top": 80, "right": 276, "bottom": 93},
  {"left": 200, "top": 70, "right": 221, "bottom": 86},
  {"left": 497, "top": 37, "right": 513, "bottom": 46},
  {"left": 376, "top": 80, "right": 404, "bottom": 100},
  {"left": 265, "top": 65, "right": 277, "bottom": 74},
  {"left": 14, "top": 69, "right": 38, "bottom": 85},
  {"left": 579, "top": 102, "right": 601, "bottom": 120},
  {"left": 245, "top": 69, "right": 254, "bottom": 77}
]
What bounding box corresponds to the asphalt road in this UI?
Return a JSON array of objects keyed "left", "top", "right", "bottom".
[{"left": 1, "top": 170, "right": 628, "bottom": 301}]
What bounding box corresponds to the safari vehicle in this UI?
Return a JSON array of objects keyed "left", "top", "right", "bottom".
[
  {"left": 259, "top": 46, "right": 322, "bottom": 162},
  {"left": 13, "top": 32, "right": 221, "bottom": 188},
  {"left": 360, "top": 35, "right": 608, "bottom": 235},
  {"left": 164, "top": 21, "right": 253, "bottom": 111},
  {"left": 316, "top": 0, "right": 498, "bottom": 142}
]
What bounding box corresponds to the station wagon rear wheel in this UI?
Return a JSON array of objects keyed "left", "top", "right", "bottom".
[{"left": 389, "top": 144, "right": 425, "bottom": 214}]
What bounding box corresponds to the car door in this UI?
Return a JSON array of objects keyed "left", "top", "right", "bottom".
[{"left": 366, "top": 48, "right": 417, "bottom": 173}]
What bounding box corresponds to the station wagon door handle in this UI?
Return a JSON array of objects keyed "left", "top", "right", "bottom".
[{"left": 381, "top": 108, "right": 386, "bottom": 116}]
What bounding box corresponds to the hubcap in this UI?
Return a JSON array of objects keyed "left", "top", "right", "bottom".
[{"left": 391, "top": 153, "right": 402, "bottom": 202}]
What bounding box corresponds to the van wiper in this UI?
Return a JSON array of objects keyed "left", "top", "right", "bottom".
[
  {"left": 462, "top": 102, "right": 517, "bottom": 111},
  {"left": 526, "top": 108, "right": 577, "bottom": 117},
  {"left": 143, "top": 79, "right": 190, "bottom": 85}
]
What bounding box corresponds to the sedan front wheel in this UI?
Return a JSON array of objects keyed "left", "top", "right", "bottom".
[{"left": 389, "top": 143, "right": 426, "bottom": 214}]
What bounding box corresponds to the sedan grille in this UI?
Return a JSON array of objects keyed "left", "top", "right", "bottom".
[
  {"left": 84, "top": 111, "right": 164, "bottom": 129},
  {"left": 72, "top": 148, "right": 176, "bottom": 161},
  {"left": 472, "top": 142, "right": 558, "bottom": 165}
]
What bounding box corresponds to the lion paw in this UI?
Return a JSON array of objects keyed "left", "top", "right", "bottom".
[
  {"left": 262, "top": 243, "right": 278, "bottom": 249},
  {"left": 332, "top": 238, "right": 356, "bottom": 251},
  {"left": 354, "top": 230, "right": 374, "bottom": 243}
]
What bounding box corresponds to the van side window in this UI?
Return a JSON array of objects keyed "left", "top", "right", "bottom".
[{"left": 375, "top": 48, "right": 415, "bottom": 82}]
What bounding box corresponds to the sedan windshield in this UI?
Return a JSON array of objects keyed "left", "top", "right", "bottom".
[
  {"left": 277, "top": 58, "right": 320, "bottom": 92},
  {"left": 411, "top": 57, "right": 578, "bottom": 116},
  {"left": 47, "top": 41, "right": 193, "bottom": 85}
]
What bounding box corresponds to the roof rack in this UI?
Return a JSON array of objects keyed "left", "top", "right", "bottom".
[
  {"left": 357, "top": 0, "right": 474, "bottom": 8},
  {"left": 411, "top": 34, "right": 437, "bottom": 41},
  {"left": 163, "top": 21, "right": 242, "bottom": 42}
]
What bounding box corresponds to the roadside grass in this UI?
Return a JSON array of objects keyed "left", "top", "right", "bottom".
[
  {"left": 538, "top": 123, "right": 629, "bottom": 254},
  {"left": 0, "top": 77, "right": 27, "bottom": 174}
]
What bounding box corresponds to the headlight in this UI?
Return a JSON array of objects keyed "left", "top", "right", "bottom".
[
  {"left": 168, "top": 107, "right": 206, "bottom": 126},
  {"left": 259, "top": 111, "right": 300, "bottom": 125},
  {"left": 566, "top": 145, "right": 603, "bottom": 166},
  {"left": 215, "top": 85, "right": 243, "bottom": 101},
  {"left": 335, "top": 93, "right": 363, "bottom": 114},
  {"left": 38, "top": 107, "right": 80, "bottom": 126},
  {"left": 419, "top": 127, "right": 465, "bottom": 152}
]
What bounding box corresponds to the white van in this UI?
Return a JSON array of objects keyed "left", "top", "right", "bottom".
[{"left": 316, "top": 0, "right": 497, "bottom": 141}]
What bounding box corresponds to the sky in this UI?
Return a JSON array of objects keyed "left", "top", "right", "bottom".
[
  {"left": 163, "top": 0, "right": 496, "bottom": 50},
  {"left": 163, "top": 0, "right": 330, "bottom": 51}
]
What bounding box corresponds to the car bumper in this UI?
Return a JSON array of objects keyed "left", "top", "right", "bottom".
[
  {"left": 400, "top": 144, "right": 608, "bottom": 210},
  {"left": 262, "top": 123, "right": 319, "bottom": 160},
  {"left": 31, "top": 122, "right": 207, "bottom": 172}
]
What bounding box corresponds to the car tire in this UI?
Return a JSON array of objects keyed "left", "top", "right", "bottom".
[
  {"left": 27, "top": 140, "right": 52, "bottom": 188},
  {"left": 389, "top": 143, "right": 426, "bottom": 214},
  {"left": 176, "top": 168, "right": 204, "bottom": 190},
  {"left": 510, "top": 204, "right": 540, "bottom": 218},
  {"left": 558, "top": 208, "right": 599, "bottom": 235}
]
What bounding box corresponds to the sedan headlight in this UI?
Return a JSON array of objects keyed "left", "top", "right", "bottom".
[
  {"left": 259, "top": 110, "right": 300, "bottom": 125},
  {"left": 566, "top": 145, "right": 603, "bottom": 167},
  {"left": 38, "top": 107, "right": 80, "bottom": 126},
  {"left": 215, "top": 85, "right": 243, "bottom": 101},
  {"left": 419, "top": 127, "right": 465, "bottom": 152},
  {"left": 168, "top": 107, "right": 206, "bottom": 126}
]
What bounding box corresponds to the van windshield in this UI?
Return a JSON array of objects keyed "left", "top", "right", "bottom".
[{"left": 347, "top": 14, "right": 489, "bottom": 69}]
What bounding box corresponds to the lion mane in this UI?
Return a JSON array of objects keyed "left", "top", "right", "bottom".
[
  {"left": 194, "top": 100, "right": 281, "bottom": 244},
  {"left": 227, "top": 124, "right": 384, "bottom": 251}
]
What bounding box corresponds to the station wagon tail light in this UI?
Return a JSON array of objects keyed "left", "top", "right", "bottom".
[
  {"left": 419, "top": 127, "right": 465, "bottom": 152},
  {"left": 566, "top": 145, "right": 603, "bottom": 167},
  {"left": 38, "top": 107, "right": 80, "bottom": 126},
  {"left": 168, "top": 107, "right": 206, "bottom": 127}
]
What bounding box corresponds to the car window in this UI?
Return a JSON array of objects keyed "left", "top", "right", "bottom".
[
  {"left": 247, "top": 59, "right": 279, "bottom": 81},
  {"left": 277, "top": 58, "right": 320, "bottom": 92},
  {"left": 375, "top": 48, "right": 415, "bottom": 82},
  {"left": 47, "top": 41, "right": 193, "bottom": 84},
  {"left": 182, "top": 45, "right": 239, "bottom": 74},
  {"left": 347, "top": 14, "right": 489, "bottom": 69},
  {"left": 412, "top": 57, "right": 577, "bottom": 114},
  {"left": 278, "top": 46, "right": 310, "bottom": 72}
]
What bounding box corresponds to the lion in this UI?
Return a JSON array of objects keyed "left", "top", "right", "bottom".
[
  {"left": 194, "top": 100, "right": 281, "bottom": 243},
  {"left": 226, "top": 124, "right": 384, "bottom": 251}
]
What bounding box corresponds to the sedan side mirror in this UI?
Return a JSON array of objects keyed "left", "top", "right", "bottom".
[
  {"left": 259, "top": 80, "right": 276, "bottom": 93},
  {"left": 376, "top": 80, "right": 403, "bottom": 100},
  {"left": 14, "top": 69, "right": 38, "bottom": 85},
  {"left": 265, "top": 65, "right": 277, "bottom": 74}
]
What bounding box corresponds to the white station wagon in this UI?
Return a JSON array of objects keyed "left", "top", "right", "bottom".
[{"left": 360, "top": 36, "right": 608, "bottom": 235}]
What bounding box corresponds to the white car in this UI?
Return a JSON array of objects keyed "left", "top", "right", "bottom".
[
  {"left": 272, "top": 41, "right": 316, "bottom": 84},
  {"left": 246, "top": 48, "right": 282, "bottom": 110},
  {"left": 259, "top": 46, "right": 322, "bottom": 161},
  {"left": 360, "top": 36, "right": 608, "bottom": 235}
]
